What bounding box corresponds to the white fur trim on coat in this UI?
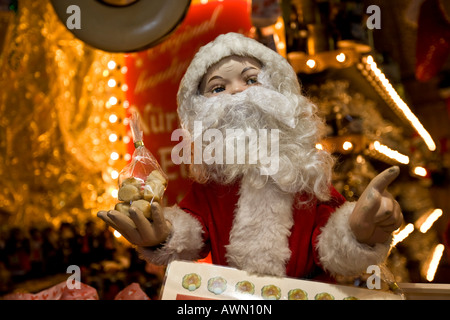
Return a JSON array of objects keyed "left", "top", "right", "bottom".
[
  {"left": 225, "top": 178, "right": 294, "bottom": 276},
  {"left": 316, "top": 201, "right": 392, "bottom": 277},
  {"left": 137, "top": 205, "right": 204, "bottom": 266}
]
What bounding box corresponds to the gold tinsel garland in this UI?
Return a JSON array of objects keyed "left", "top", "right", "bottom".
[{"left": 0, "top": 0, "right": 127, "bottom": 228}]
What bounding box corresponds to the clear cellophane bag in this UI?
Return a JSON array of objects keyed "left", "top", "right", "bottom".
[{"left": 115, "top": 112, "right": 168, "bottom": 219}]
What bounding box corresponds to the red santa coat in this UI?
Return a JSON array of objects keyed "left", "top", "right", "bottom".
[
  {"left": 138, "top": 180, "right": 391, "bottom": 278},
  {"left": 177, "top": 180, "right": 345, "bottom": 279}
]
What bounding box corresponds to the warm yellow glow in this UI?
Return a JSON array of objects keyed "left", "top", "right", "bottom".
[
  {"left": 0, "top": 0, "right": 130, "bottom": 225},
  {"left": 107, "top": 60, "right": 117, "bottom": 70},
  {"left": 372, "top": 141, "right": 410, "bottom": 164},
  {"left": 336, "top": 52, "right": 346, "bottom": 63},
  {"left": 315, "top": 143, "right": 323, "bottom": 150},
  {"left": 109, "top": 114, "right": 118, "bottom": 123},
  {"left": 426, "top": 244, "right": 445, "bottom": 282},
  {"left": 277, "top": 41, "right": 286, "bottom": 51},
  {"left": 392, "top": 223, "right": 414, "bottom": 246},
  {"left": 109, "top": 133, "right": 118, "bottom": 142},
  {"left": 113, "top": 230, "right": 121, "bottom": 238},
  {"left": 342, "top": 141, "right": 353, "bottom": 151},
  {"left": 192, "top": 0, "right": 228, "bottom": 3},
  {"left": 364, "top": 56, "right": 436, "bottom": 151},
  {"left": 306, "top": 59, "right": 317, "bottom": 69},
  {"left": 111, "top": 170, "right": 119, "bottom": 180},
  {"left": 108, "top": 79, "right": 117, "bottom": 88},
  {"left": 111, "top": 188, "right": 118, "bottom": 199},
  {"left": 413, "top": 166, "right": 427, "bottom": 177},
  {"left": 110, "top": 152, "right": 119, "bottom": 160},
  {"left": 418, "top": 209, "right": 443, "bottom": 233},
  {"left": 109, "top": 96, "right": 118, "bottom": 106},
  {"left": 272, "top": 16, "right": 287, "bottom": 58}
]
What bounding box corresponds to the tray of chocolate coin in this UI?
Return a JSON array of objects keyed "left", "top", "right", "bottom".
[{"left": 160, "top": 261, "right": 403, "bottom": 300}]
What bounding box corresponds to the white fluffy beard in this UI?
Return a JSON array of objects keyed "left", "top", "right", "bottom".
[{"left": 186, "top": 83, "right": 334, "bottom": 202}]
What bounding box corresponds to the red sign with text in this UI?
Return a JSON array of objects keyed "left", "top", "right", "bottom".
[{"left": 125, "top": 1, "right": 252, "bottom": 205}]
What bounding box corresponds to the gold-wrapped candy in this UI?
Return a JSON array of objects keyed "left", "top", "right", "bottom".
[
  {"left": 114, "top": 202, "right": 130, "bottom": 217},
  {"left": 118, "top": 182, "right": 141, "bottom": 202},
  {"left": 130, "top": 199, "right": 152, "bottom": 219}
]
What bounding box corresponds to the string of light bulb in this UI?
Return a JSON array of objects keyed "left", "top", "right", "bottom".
[{"left": 358, "top": 56, "right": 436, "bottom": 152}]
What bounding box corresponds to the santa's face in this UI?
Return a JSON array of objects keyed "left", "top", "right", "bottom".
[
  {"left": 184, "top": 55, "right": 333, "bottom": 201},
  {"left": 199, "top": 56, "right": 262, "bottom": 97}
]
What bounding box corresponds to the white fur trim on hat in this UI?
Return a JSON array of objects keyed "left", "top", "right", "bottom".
[
  {"left": 316, "top": 201, "right": 392, "bottom": 277},
  {"left": 137, "top": 205, "right": 205, "bottom": 265},
  {"left": 177, "top": 32, "right": 301, "bottom": 131}
]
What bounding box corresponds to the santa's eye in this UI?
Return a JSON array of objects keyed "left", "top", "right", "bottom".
[
  {"left": 246, "top": 77, "right": 258, "bottom": 85},
  {"left": 211, "top": 86, "right": 225, "bottom": 94}
]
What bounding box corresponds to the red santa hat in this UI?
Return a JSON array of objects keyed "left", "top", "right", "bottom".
[{"left": 177, "top": 32, "right": 301, "bottom": 130}]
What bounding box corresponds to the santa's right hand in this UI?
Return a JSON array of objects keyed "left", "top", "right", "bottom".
[{"left": 97, "top": 202, "right": 172, "bottom": 247}]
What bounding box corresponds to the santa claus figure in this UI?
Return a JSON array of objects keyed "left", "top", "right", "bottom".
[{"left": 98, "top": 33, "right": 403, "bottom": 279}]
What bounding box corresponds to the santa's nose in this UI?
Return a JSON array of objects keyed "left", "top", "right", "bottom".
[{"left": 230, "top": 81, "right": 246, "bottom": 94}]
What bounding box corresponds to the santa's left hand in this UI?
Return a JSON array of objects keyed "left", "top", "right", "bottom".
[{"left": 349, "top": 166, "right": 403, "bottom": 246}]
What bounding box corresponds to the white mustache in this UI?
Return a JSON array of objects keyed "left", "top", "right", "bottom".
[{"left": 193, "top": 86, "right": 299, "bottom": 130}]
